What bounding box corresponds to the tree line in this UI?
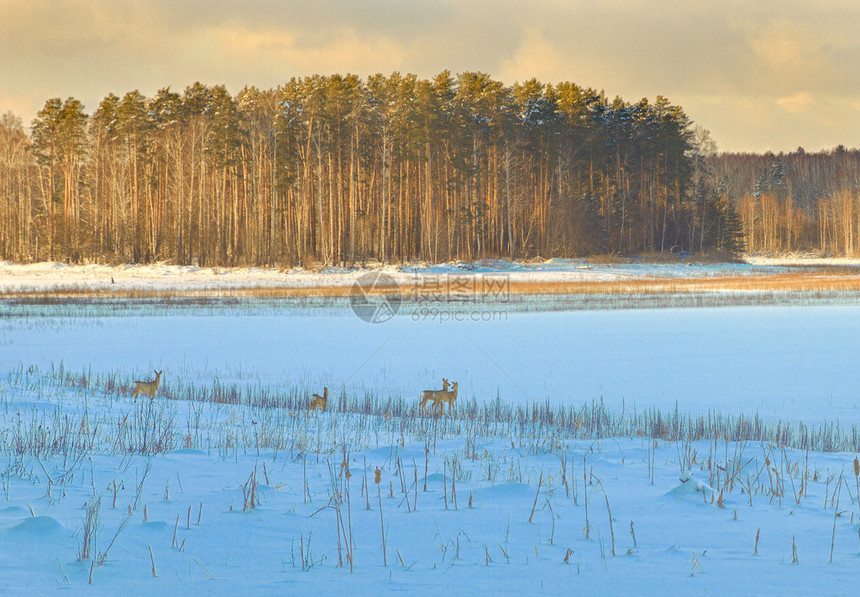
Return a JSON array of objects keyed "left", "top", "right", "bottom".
[
  {"left": 709, "top": 148, "right": 860, "bottom": 255},
  {"left": 11, "top": 71, "right": 858, "bottom": 266}
]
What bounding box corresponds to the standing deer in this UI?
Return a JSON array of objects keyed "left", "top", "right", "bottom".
[
  {"left": 419, "top": 378, "right": 449, "bottom": 414},
  {"left": 131, "top": 370, "right": 162, "bottom": 400},
  {"left": 435, "top": 381, "right": 458, "bottom": 415},
  {"left": 310, "top": 387, "right": 328, "bottom": 411}
]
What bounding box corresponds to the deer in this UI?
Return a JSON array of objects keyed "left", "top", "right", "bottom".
[
  {"left": 435, "top": 381, "right": 458, "bottom": 415},
  {"left": 131, "top": 370, "right": 162, "bottom": 400},
  {"left": 419, "top": 378, "right": 449, "bottom": 415},
  {"left": 310, "top": 387, "right": 328, "bottom": 411}
]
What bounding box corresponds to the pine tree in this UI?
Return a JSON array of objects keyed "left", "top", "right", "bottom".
[
  {"left": 716, "top": 195, "right": 745, "bottom": 257},
  {"left": 30, "top": 97, "right": 88, "bottom": 260}
]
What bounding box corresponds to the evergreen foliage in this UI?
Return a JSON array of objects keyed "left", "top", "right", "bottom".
[{"left": 0, "top": 74, "right": 857, "bottom": 264}]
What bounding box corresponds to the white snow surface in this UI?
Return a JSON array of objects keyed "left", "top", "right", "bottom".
[
  {"left": 3, "top": 264, "right": 860, "bottom": 595},
  {"left": 0, "top": 257, "right": 830, "bottom": 293},
  {"left": 3, "top": 305, "right": 858, "bottom": 426}
]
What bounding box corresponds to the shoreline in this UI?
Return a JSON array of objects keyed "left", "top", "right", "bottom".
[{"left": 4, "top": 257, "right": 860, "bottom": 298}]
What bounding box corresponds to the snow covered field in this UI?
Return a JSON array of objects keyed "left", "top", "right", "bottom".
[
  {"left": 2, "top": 266, "right": 860, "bottom": 595},
  {"left": 0, "top": 256, "right": 850, "bottom": 294},
  {"left": 3, "top": 303, "right": 859, "bottom": 425}
]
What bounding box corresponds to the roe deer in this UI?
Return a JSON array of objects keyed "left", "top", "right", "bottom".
[
  {"left": 131, "top": 370, "right": 162, "bottom": 400},
  {"left": 435, "top": 381, "right": 458, "bottom": 415},
  {"left": 419, "top": 378, "right": 449, "bottom": 414},
  {"left": 310, "top": 387, "right": 328, "bottom": 411}
]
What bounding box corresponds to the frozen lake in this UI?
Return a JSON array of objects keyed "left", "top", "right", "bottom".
[
  {"left": 2, "top": 301, "right": 858, "bottom": 425},
  {"left": 3, "top": 298, "right": 860, "bottom": 595}
]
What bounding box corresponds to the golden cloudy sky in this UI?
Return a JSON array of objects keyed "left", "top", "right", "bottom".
[{"left": 1, "top": 0, "right": 858, "bottom": 152}]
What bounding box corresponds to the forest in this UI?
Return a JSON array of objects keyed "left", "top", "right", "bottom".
[
  {"left": 0, "top": 72, "right": 858, "bottom": 266},
  {"left": 711, "top": 150, "right": 860, "bottom": 255}
]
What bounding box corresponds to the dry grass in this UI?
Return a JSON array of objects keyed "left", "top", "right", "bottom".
[
  {"left": 0, "top": 285, "right": 353, "bottom": 299},
  {"left": 11, "top": 363, "right": 860, "bottom": 457},
  {"left": 6, "top": 271, "right": 860, "bottom": 300},
  {"left": 506, "top": 273, "right": 860, "bottom": 295}
]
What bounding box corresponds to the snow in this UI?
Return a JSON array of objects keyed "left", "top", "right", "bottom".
[
  {"left": 3, "top": 305, "right": 858, "bottom": 426},
  {"left": 1, "top": 402, "right": 858, "bottom": 594},
  {"left": 0, "top": 257, "right": 836, "bottom": 294},
  {"left": 2, "top": 266, "right": 860, "bottom": 594},
  {"left": 745, "top": 255, "right": 860, "bottom": 267}
]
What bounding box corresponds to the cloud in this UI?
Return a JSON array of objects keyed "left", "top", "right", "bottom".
[
  {"left": 499, "top": 28, "right": 568, "bottom": 84},
  {"left": 777, "top": 92, "right": 815, "bottom": 114},
  {"left": 211, "top": 25, "right": 408, "bottom": 76},
  {"left": 1, "top": 0, "right": 859, "bottom": 151},
  {"left": 749, "top": 20, "right": 809, "bottom": 67}
]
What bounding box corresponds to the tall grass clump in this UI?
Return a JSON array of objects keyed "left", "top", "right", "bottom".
[{"left": 7, "top": 363, "right": 860, "bottom": 456}]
